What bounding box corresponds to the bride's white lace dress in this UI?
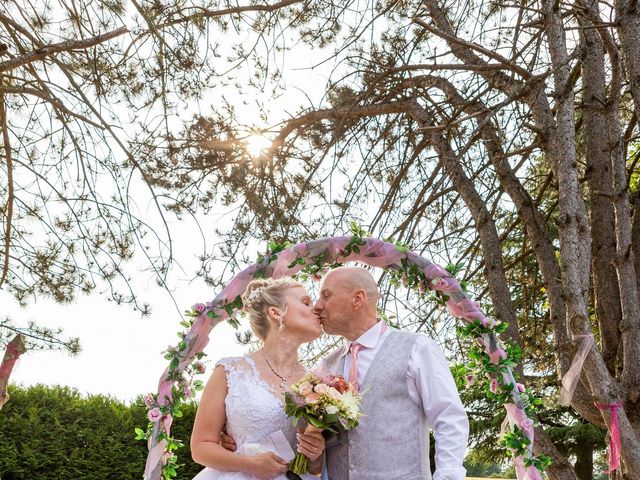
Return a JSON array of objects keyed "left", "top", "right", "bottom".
[{"left": 193, "top": 356, "right": 316, "bottom": 480}]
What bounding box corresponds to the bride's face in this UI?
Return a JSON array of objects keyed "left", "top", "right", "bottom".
[{"left": 280, "top": 286, "right": 322, "bottom": 342}]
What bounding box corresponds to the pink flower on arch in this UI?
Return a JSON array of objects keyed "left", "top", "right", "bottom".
[
  {"left": 521, "top": 418, "right": 534, "bottom": 433},
  {"left": 489, "top": 378, "right": 499, "bottom": 394},
  {"left": 193, "top": 303, "right": 206, "bottom": 313},
  {"left": 144, "top": 394, "right": 155, "bottom": 408},
  {"left": 465, "top": 375, "right": 476, "bottom": 387},
  {"left": 430, "top": 277, "right": 461, "bottom": 293},
  {"left": 161, "top": 451, "right": 175, "bottom": 465},
  {"left": 516, "top": 383, "right": 526, "bottom": 393},
  {"left": 184, "top": 387, "right": 192, "bottom": 399},
  {"left": 148, "top": 407, "right": 162, "bottom": 422}
]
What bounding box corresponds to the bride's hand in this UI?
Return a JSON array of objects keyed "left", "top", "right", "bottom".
[
  {"left": 296, "top": 425, "right": 325, "bottom": 461},
  {"left": 246, "top": 452, "right": 288, "bottom": 479}
]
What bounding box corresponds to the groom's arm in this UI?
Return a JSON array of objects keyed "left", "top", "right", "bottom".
[{"left": 407, "top": 336, "right": 469, "bottom": 480}]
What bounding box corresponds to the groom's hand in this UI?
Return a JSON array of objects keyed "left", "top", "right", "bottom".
[{"left": 219, "top": 430, "right": 237, "bottom": 452}]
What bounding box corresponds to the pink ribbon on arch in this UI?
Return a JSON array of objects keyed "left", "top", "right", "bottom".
[
  {"left": 558, "top": 334, "right": 594, "bottom": 406},
  {"left": 595, "top": 400, "right": 623, "bottom": 473},
  {"left": 0, "top": 334, "right": 26, "bottom": 408}
]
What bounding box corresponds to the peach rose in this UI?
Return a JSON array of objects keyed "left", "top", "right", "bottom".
[
  {"left": 298, "top": 381, "right": 313, "bottom": 396},
  {"left": 305, "top": 393, "right": 320, "bottom": 404},
  {"left": 314, "top": 383, "right": 329, "bottom": 394}
]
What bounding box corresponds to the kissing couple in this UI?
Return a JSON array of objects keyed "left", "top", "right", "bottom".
[{"left": 190, "top": 266, "right": 469, "bottom": 480}]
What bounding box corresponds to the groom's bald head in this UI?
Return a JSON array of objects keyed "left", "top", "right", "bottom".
[
  {"left": 323, "top": 266, "right": 380, "bottom": 305},
  {"left": 315, "top": 266, "right": 380, "bottom": 339}
]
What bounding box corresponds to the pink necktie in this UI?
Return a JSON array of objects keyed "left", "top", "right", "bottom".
[{"left": 348, "top": 342, "right": 363, "bottom": 390}]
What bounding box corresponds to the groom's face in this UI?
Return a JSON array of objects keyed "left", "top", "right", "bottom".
[{"left": 314, "top": 272, "right": 353, "bottom": 336}]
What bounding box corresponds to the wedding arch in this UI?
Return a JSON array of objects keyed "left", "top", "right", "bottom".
[{"left": 140, "top": 234, "right": 548, "bottom": 480}]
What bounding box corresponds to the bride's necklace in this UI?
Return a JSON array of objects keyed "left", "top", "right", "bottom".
[{"left": 260, "top": 350, "right": 298, "bottom": 394}]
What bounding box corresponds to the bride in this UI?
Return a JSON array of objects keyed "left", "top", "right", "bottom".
[{"left": 191, "top": 278, "right": 326, "bottom": 479}]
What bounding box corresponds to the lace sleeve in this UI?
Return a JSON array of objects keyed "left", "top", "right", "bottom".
[
  {"left": 214, "top": 356, "right": 252, "bottom": 388},
  {"left": 215, "top": 356, "right": 242, "bottom": 371}
]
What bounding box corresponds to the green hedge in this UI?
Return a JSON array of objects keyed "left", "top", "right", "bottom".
[{"left": 0, "top": 385, "right": 203, "bottom": 479}]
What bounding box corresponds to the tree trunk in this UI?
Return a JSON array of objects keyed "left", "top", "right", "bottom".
[
  {"left": 544, "top": 0, "right": 640, "bottom": 474},
  {"left": 633, "top": 192, "right": 640, "bottom": 304},
  {"left": 405, "top": 97, "right": 581, "bottom": 480},
  {"left": 616, "top": 0, "right": 640, "bottom": 121},
  {"left": 574, "top": 443, "right": 593, "bottom": 480},
  {"left": 578, "top": 2, "right": 623, "bottom": 376}
]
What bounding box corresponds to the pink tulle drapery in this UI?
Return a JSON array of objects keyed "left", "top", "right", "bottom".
[{"left": 144, "top": 237, "right": 542, "bottom": 480}]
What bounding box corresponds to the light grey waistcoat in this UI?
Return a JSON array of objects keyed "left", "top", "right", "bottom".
[{"left": 323, "top": 330, "right": 431, "bottom": 480}]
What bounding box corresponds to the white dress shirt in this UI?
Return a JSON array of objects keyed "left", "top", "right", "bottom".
[{"left": 318, "top": 321, "right": 469, "bottom": 480}]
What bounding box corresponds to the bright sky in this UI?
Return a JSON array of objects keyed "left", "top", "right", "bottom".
[
  {"left": 5, "top": 20, "right": 341, "bottom": 403},
  {"left": 3, "top": 207, "right": 258, "bottom": 402}
]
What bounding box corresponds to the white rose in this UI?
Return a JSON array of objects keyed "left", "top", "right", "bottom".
[{"left": 325, "top": 405, "right": 339, "bottom": 415}]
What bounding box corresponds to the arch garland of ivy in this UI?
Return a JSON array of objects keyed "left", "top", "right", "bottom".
[{"left": 139, "top": 232, "right": 550, "bottom": 480}]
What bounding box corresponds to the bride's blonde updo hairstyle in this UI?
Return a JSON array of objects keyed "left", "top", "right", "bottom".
[{"left": 241, "top": 278, "right": 304, "bottom": 340}]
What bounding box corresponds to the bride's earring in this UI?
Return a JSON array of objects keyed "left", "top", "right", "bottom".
[{"left": 276, "top": 315, "right": 291, "bottom": 344}]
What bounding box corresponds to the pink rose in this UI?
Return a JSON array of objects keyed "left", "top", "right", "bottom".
[
  {"left": 521, "top": 418, "right": 534, "bottom": 433},
  {"left": 298, "top": 381, "right": 313, "bottom": 396},
  {"left": 516, "top": 383, "right": 526, "bottom": 393},
  {"left": 193, "top": 303, "right": 206, "bottom": 313},
  {"left": 184, "top": 387, "right": 192, "bottom": 398},
  {"left": 161, "top": 451, "right": 175, "bottom": 465},
  {"left": 148, "top": 407, "right": 162, "bottom": 422},
  {"left": 194, "top": 362, "right": 206, "bottom": 374},
  {"left": 328, "top": 387, "right": 342, "bottom": 401},
  {"left": 430, "top": 277, "right": 442, "bottom": 287},
  {"left": 144, "top": 394, "right": 155, "bottom": 408},
  {"left": 465, "top": 375, "right": 476, "bottom": 387},
  {"left": 314, "top": 383, "right": 329, "bottom": 394},
  {"left": 305, "top": 393, "right": 320, "bottom": 404},
  {"left": 489, "top": 379, "right": 499, "bottom": 394},
  {"left": 430, "top": 277, "right": 461, "bottom": 293}
]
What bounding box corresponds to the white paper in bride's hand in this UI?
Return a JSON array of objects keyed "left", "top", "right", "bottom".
[{"left": 241, "top": 430, "right": 295, "bottom": 462}]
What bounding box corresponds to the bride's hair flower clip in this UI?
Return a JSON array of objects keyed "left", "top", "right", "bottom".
[{"left": 246, "top": 286, "right": 265, "bottom": 307}]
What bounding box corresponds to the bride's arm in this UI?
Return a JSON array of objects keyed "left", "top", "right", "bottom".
[{"left": 191, "top": 365, "right": 288, "bottom": 477}]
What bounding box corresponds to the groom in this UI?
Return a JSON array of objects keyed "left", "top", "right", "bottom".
[{"left": 315, "top": 266, "right": 468, "bottom": 480}]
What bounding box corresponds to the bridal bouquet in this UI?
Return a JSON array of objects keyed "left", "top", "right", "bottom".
[{"left": 284, "top": 372, "right": 362, "bottom": 474}]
